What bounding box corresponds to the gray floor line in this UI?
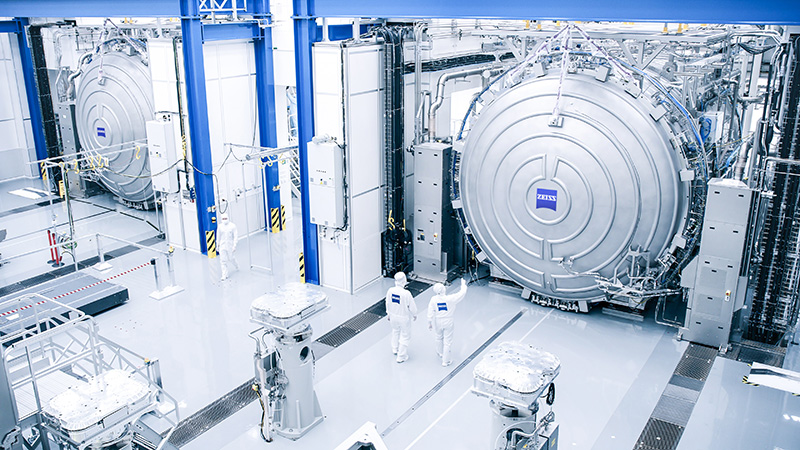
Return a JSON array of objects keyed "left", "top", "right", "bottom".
[
  {"left": 0, "top": 197, "right": 63, "bottom": 218},
  {"left": 380, "top": 310, "right": 525, "bottom": 437},
  {"left": 167, "top": 279, "right": 433, "bottom": 448}
]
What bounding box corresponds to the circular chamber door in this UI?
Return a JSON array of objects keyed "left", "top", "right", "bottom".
[
  {"left": 75, "top": 50, "right": 155, "bottom": 206},
  {"left": 458, "top": 70, "right": 691, "bottom": 302}
]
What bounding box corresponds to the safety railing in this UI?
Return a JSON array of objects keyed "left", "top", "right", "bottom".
[{"left": 0, "top": 232, "right": 182, "bottom": 301}]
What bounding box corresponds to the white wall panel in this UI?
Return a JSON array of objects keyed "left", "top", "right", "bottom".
[
  {"left": 0, "top": 33, "right": 34, "bottom": 180},
  {"left": 351, "top": 188, "right": 383, "bottom": 290},
  {"left": 313, "top": 42, "right": 384, "bottom": 293},
  {"left": 148, "top": 39, "right": 264, "bottom": 251},
  {"left": 346, "top": 91, "right": 381, "bottom": 195}
]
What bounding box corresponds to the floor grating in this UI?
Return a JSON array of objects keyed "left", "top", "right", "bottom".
[
  {"left": 635, "top": 418, "right": 684, "bottom": 450},
  {"left": 166, "top": 278, "right": 432, "bottom": 447},
  {"left": 633, "top": 343, "right": 716, "bottom": 450}
]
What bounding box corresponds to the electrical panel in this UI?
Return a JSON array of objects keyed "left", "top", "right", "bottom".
[
  {"left": 308, "top": 138, "right": 345, "bottom": 228},
  {"left": 146, "top": 120, "right": 179, "bottom": 193},
  {"left": 681, "top": 178, "right": 753, "bottom": 348}
]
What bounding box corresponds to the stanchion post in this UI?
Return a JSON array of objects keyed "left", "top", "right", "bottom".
[
  {"left": 96, "top": 234, "right": 104, "bottom": 264},
  {"left": 149, "top": 251, "right": 184, "bottom": 300},
  {"left": 166, "top": 251, "right": 177, "bottom": 288},
  {"left": 94, "top": 234, "right": 113, "bottom": 272},
  {"left": 151, "top": 258, "right": 163, "bottom": 292}
]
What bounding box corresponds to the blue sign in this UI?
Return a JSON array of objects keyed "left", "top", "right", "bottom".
[
  {"left": 97, "top": 127, "right": 106, "bottom": 138},
  {"left": 391, "top": 294, "right": 400, "bottom": 304},
  {"left": 437, "top": 302, "right": 448, "bottom": 311},
  {"left": 536, "top": 188, "right": 558, "bottom": 211}
]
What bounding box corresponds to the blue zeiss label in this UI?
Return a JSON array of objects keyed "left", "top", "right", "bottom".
[
  {"left": 437, "top": 302, "right": 448, "bottom": 311},
  {"left": 391, "top": 294, "right": 400, "bottom": 304},
  {"left": 536, "top": 188, "right": 558, "bottom": 211},
  {"left": 97, "top": 127, "right": 106, "bottom": 138}
]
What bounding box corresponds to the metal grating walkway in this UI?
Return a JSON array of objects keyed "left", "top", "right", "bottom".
[
  {"left": 166, "top": 279, "right": 431, "bottom": 447},
  {"left": 634, "top": 343, "right": 717, "bottom": 450}
]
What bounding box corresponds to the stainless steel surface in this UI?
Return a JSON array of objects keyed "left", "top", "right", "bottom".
[
  {"left": 75, "top": 49, "right": 155, "bottom": 206},
  {"left": 458, "top": 68, "right": 690, "bottom": 302}
]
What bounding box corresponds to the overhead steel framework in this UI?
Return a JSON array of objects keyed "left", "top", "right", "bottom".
[{"left": 2, "top": 0, "right": 799, "bottom": 284}]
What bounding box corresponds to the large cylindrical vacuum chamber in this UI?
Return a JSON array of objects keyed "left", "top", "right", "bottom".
[
  {"left": 75, "top": 49, "right": 155, "bottom": 207},
  {"left": 456, "top": 66, "right": 700, "bottom": 303}
]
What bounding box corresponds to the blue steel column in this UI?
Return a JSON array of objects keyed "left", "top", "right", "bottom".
[
  {"left": 14, "top": 18, "right": 48, "bottom": 167},
  {"left": 292, "top": 0, "right": 320, "bottom": 284},
  {"left": 180, "top": 0, "right": 217, "bottom": 254},
  {"left": 253, "top": 0, "right": 282, "bottom": 233}
]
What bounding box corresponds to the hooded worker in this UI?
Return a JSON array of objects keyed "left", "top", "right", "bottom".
[
  {"left": 385, "top": 272, "right": 417, "bottom": 363},
  {"left": 217, "top": 213, "right": 239, "bottom": 281},
  {"left": 427, "top": 278, "right": 468, "bottom": 366}
]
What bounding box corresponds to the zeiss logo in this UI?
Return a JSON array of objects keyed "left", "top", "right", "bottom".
[
  {"left": 391, "top": 294, "right": 400, "bottom": 304},
  {"left": 536, "top": 188, "right": 558, "bottom": 211},
  {"left": 437, "top": 303, "right": 448, "bottom": 311},
  {"left": 96, "top": 127, "right": 106, "bottom": 138}
]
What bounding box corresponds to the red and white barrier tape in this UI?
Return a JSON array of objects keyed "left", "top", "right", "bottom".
[{"left": 0, "top": 261, "right": 152, "bottom": 317}]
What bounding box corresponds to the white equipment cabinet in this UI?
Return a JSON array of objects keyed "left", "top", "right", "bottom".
[
  {"left": 146, "top": 119, "right": 179, "bottom": 194},
  {"left": 308, "top": 138, "right": 345, "bottom": 228}
]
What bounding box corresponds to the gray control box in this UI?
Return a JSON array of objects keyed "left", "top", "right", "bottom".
[{"left": 681, "top": 179, "right": 753, "bottom": 348}]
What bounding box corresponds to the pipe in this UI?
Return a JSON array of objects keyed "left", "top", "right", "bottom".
[
  {"left": 428, "top": 66, "right": 501, "bottom": 141},
  {"left": 733, "top": 137, "right": 752, "bottom": 181},
  {"left": 352, "top": 18, "right": 361, "bottom": 43},
  {"left": 66, "top": 51, "right": 94, "bottom": 99},
  {"left": 413, "top": 22, "right": 425, "bottom": 145}
]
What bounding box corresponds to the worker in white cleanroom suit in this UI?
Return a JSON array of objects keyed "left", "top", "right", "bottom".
[
  {"left": 428, "top": 279, "right": 468, "bottom": 366},
  {"left": 385, "top": 272, "right": 417, "bottom": 363},
  {"left": 217, "top": 213, "right": 239, "bottom": 281}
]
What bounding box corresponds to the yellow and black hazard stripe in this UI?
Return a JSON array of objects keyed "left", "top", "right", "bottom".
[
  {"left": 742, "top": 375, "right": 759, "bottom": 387},
  {"left": 40, "top": 162, "right": 47, "bottom": 180},
  {"left": 270, "top": 207, "right": 281, "bottom": 233},
  {"left": 299, "top": 252, "right": 305, "bottom": 283},
  {"left": 206, "top": 230, "right": 216, "bottom": 258},
  {"left": 280, "top": 204, "right": 286, "bottom": 231}
]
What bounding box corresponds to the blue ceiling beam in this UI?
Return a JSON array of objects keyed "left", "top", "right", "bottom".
[
  {"left": 0, "top": 21, "right": 18, "bottom": 33},
  {"left": 202, "top": 21, "right": 260, "bottom": 42},
  {"left": 0, "top": 0, "right": 181, "bottom": 17},
  {"left": 314, "top": 0, "right": 800, "bottom": 25}
]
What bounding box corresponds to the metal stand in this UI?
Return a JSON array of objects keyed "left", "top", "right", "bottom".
[
  {"left": 272, "top": 324, "right": 323, "bottom": 439},
  {"left": 250, "top": 284, "right": 328, "bottom": 441},
  {"left": 472, "top": 342, "right": 560, "bottom": 450}
]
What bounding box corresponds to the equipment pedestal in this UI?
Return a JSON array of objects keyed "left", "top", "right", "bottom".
[{"left": 273, "top": 325, "right": 323, "bottom": 439}]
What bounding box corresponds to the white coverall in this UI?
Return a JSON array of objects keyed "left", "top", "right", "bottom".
[
  {"left": 427, "top": 279, "right": 468, "bottom": 366},
  {"left": 217, "top": 214, "right": 239, "bottom": 281},
  {"left": 385, "top": 276, "right": 417, "bottom": 363}
]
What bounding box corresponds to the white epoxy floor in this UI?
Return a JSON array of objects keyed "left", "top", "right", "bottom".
[
  {"left": 0, "top": 178, "right": 162, "bottom": 286},
  {"left": 2, "top": 183, "right": 799, "bottom": 450}
]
